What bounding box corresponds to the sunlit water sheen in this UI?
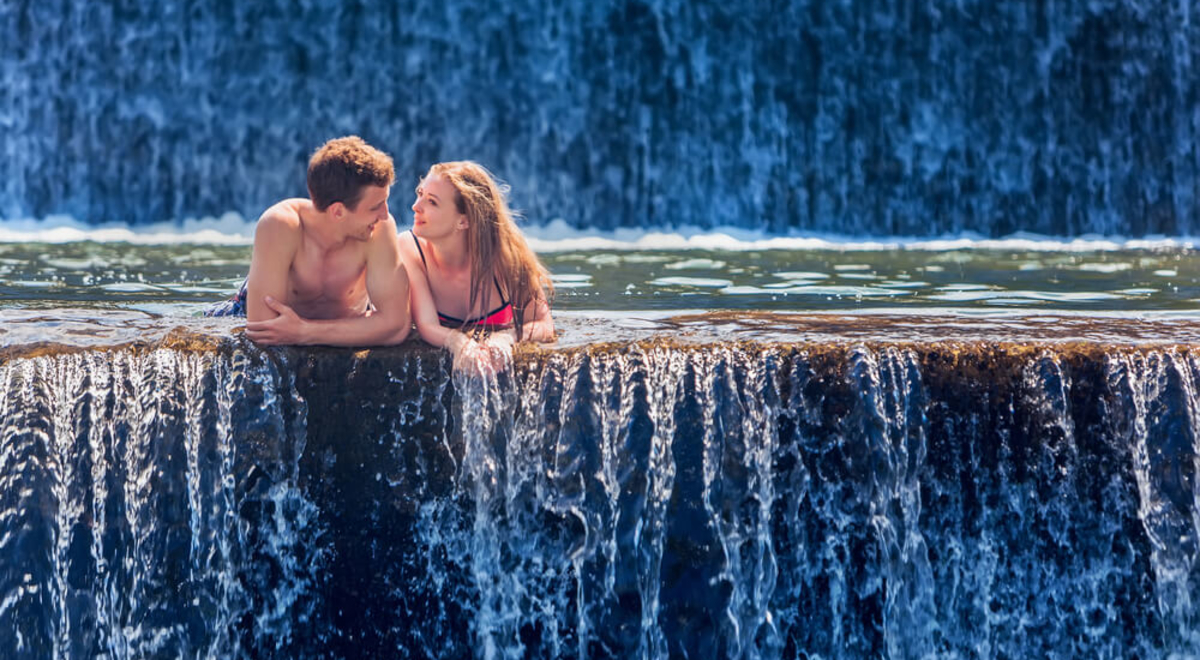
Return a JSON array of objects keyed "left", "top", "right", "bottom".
[{"left": 2, "top": 240, "right": 1199, "bottom": 315}]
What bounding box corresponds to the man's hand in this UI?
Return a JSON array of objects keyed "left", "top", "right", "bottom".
[{"left": 244, "top": 296, "right": 310, "bottom": 345}]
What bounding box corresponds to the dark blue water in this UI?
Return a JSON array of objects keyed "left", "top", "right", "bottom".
[
  {"left": 4, "top": 0, "right": 1197, "bottom": 235},
  {"left": 3, "top": 333, "right": 1200, "bottom": 658}
]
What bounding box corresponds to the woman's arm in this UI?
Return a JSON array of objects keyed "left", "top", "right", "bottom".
[
  {"left": 519, "top": 295, "right": 556, "bottom": 342},
  {"left": 398, "top": 231, "right": 464, "bottom": 349}
]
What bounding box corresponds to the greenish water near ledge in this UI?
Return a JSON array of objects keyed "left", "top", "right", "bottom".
[{"left": 1, "top": 242, "right": 1198, "bottom": 313}]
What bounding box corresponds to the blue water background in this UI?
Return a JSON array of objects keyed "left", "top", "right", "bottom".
[{"left": 3, "top": 0, "right": 1198, "bottom": 235}]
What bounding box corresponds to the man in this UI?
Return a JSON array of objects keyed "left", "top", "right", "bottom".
[{"left": 208, "top": 136, "right": 411, "bottom": 346}]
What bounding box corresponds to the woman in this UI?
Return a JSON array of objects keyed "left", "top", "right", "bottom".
[{"left": 399, "top": 161, "right": 555, "bottom": 366}]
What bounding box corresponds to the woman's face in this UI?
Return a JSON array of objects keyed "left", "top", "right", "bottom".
[{"left": 411, "top": 173, "right": 464, "bottom": 240}]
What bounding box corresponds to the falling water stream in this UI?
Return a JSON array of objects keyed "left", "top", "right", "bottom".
[{"left": 3, "top": 322, "right": 1198, "bottom": 658}]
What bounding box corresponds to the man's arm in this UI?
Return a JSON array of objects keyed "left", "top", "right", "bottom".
[
  {"left": 246, "top": 218, "right": 412, "bottom": 346},
  {"left": 245, "top": 208, "right": 301, "bottom": 323}
]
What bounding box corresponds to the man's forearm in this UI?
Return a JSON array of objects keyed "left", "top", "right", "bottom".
[{"left": 298, "top": 314, "right": 411, "bottom": 347}]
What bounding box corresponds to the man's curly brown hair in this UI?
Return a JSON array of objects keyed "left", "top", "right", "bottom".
[{"left": 306, "top": 136, "right": 395, "bottom": 211}]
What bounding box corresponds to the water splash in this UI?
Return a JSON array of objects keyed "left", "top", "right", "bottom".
[{"left": 0, "top": 346, "right": 324, "bottom": 658}]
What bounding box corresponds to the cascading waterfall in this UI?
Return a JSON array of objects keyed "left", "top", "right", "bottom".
[
  {"left": 0, "top": 346, "right": 322, "bottom": 659},
  {"left": 696, "top": 346, "right": 779, "bottom": 659},
  {"left": 4, "top": 339, "right": 1200, "bottom": 657},
  {"left": 5, "top": 0, "right": 1197, "bottom": 234},
  {"left": 771, "top": 346, "right": 933, "bottom": 658},
  {"left": 1107, "top": 350, "right": 1200, "bottom": 655}
]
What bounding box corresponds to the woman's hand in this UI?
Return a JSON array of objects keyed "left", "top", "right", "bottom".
[
  {"left": 481, "top": 328, "right": 517, "bottom": 371},
  {"left": 447, "top": 329, "right": 493, "bottom": 375},
  {"left": 520, "top": 318, "right": 556, "bottom": 343},
  {"left": 484, "top": 328, "right": 516, "bottom": 352},
  {"left": 444, "top": 328, "right": 472, "bottom": 356},
  {"left": 520, "top": 299, "right": 556, "bottom": 343},
  {"left": 447, "top": 328, "right": 516, "bottom": 375}
]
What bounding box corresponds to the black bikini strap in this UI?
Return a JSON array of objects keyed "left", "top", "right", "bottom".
[
  {"left": 417, "top": 231, "right": 508, "bottom": 308},
  {"left": 492, "top": 276, "right": 508, "bottom": 305},
  {"left": 411, "top": 232, "right": 428, "bottom": 269}
]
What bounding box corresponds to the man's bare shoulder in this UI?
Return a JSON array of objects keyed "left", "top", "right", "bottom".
[
  {"left": 257, "top": 199, "right": 310, "bottom": 230},
  {"left": 367, "top": 215, "right": 404, "bottom": 263},
  {"left": 254, "top": 199, "right": 310, "bottom": 245},
  {"left": 370, "top": 214, "right": 401, "bottom": 245}
]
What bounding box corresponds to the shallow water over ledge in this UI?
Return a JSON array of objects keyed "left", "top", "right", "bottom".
[
  {"left": 3, "top": 240, "right": 1200, "bottom": 314},
  {"left": 3, "top": 308, "right": 1200, "bottom": 356}
]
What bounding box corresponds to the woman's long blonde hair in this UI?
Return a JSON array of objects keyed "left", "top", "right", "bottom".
[{"left": 426, "top": 161, "right": 553, "bottom": 339}]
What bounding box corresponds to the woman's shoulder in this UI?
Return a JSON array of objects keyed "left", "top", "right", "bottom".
[
  {"left": 396, "top": 229, "right": 430, "bottom": 273},
  {"left": 396, "top": 228, "right": 419, "bottom": 253}
]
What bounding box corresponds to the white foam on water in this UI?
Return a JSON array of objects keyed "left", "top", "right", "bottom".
[
  {"left": 99, "top": 282, "right": 163, "bottom": 293},
  {"left": 927, "top": 289, "right": 1126, "bottom": 303},
  {"left": 649, "top": 276, "right": 734, "bottom": 288},
  {"left": 774, "top": 271, "right": 830, "bottom": 280},
  {"left": 936, "top": 283, "right": 996, "bottom": 291},
  {"left": 522, "top": 221, "right": 1200, "bottom": 253},
  {"left": 1076, "top": 262, "right": 1134, "bottom": 273},
  {"left": 0, "top": 214, "right": 254, "bottom": 245},
  {"left": 1114, "top": 288, "right": 1159, "bottom": 296},
  {"left": 2, "top": 215, "right": 1199, "bottom": 252},
  {"left": 664, "top": 258, "right": 728, "bottom": 270},
  {"left": 722, "top": 284, "right": 910, "bottom": 297},
  {"left": 549, "top": 273, "right": 593, "bottom": 288}
]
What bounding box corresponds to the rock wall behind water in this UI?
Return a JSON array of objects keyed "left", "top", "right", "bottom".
[{"left": 3, "top": 0, "right": 1198, "bottom": 235}]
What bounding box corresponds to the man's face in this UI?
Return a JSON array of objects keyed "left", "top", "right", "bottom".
[
  {"left": 344, "top": 185, "right": 390, "bottom": 241},
  {"left": 411, "top": 174, "right": 465, "bottom": 240}
]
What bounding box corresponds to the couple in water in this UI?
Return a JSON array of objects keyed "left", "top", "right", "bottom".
[{"left": 208, "top": 136, "right": 554, "bottom": 367}]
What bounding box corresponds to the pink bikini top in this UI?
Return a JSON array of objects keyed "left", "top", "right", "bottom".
[{"left": 412, "top": 233, "right": 513, "bottom": 327}]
